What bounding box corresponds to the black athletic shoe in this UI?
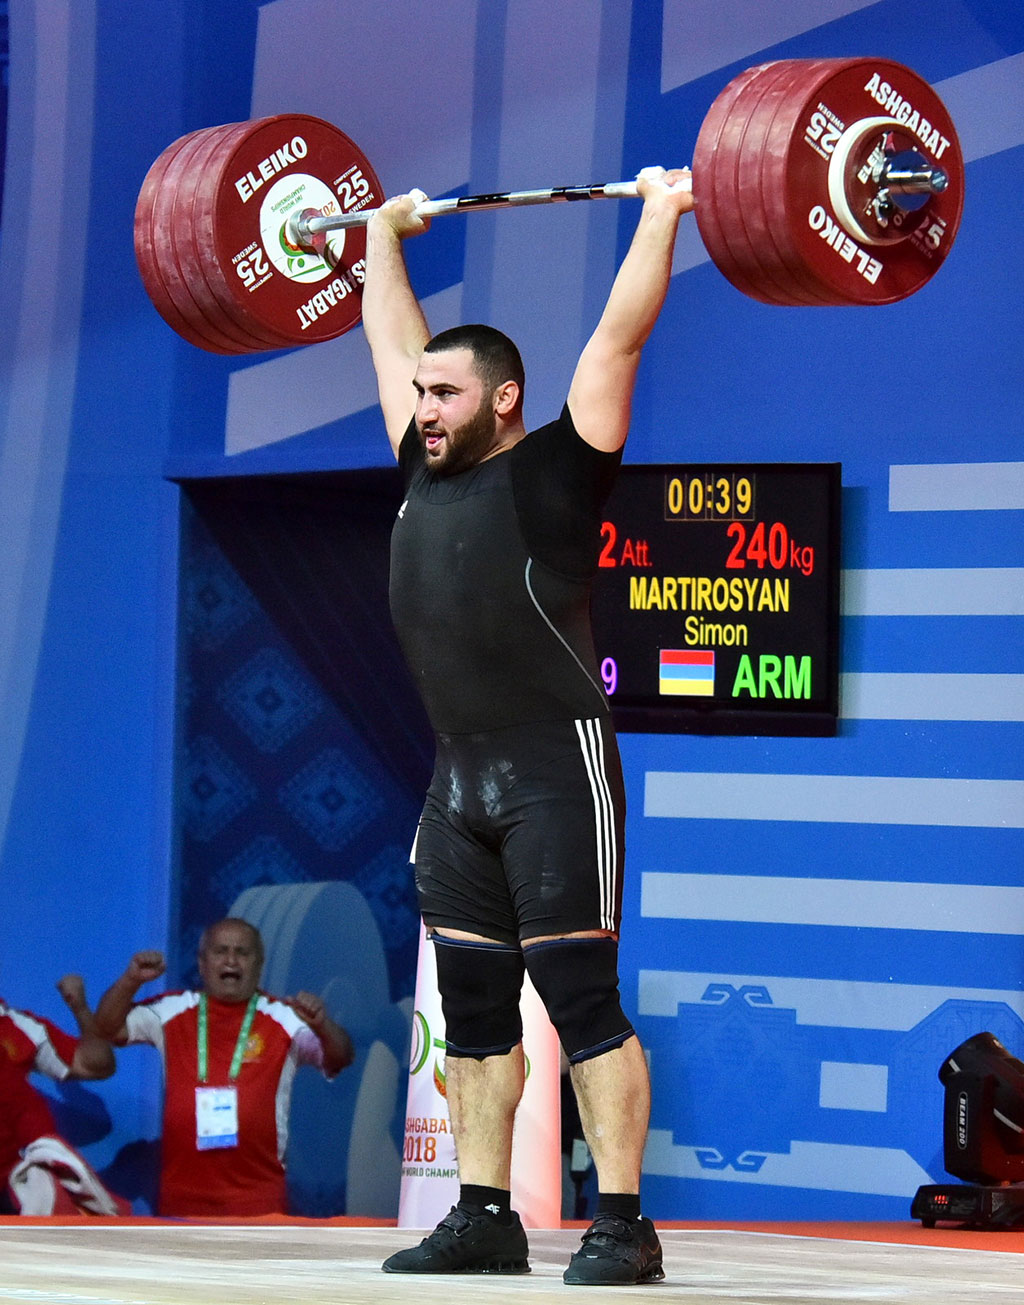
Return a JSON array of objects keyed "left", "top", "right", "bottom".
[
  {"left": 563, "top": 1213, "right": 665, "bottom": 1285},
  {"left": 381, "top": 1206, "right": 530, "bottom": 1274}
]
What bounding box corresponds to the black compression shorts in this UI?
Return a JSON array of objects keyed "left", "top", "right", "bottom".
[{"left": 412, "top": 715, "right": 625, "bottom": 945}]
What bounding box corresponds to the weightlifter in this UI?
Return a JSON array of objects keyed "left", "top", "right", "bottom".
[{"left": 362, "top": 165, "right": 693, "bottom": 1286}]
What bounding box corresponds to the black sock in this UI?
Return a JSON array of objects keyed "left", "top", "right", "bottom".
[
  {"left": 597, "top": 1191, "right": 642, "bottom": 1221},
  {"left": 458, "top": 1183, "right": 513, "bottom": 1224}
]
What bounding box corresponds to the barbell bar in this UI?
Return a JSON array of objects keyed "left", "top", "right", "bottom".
[
  {"left": 134, "top": 56, "right": 964, "bottom": 354},
  {"left": 288, "top": 180, "right": 646, "bottom": 246},
  {"left": 287, "top": 156, "right": 944, "bottom": 250}
]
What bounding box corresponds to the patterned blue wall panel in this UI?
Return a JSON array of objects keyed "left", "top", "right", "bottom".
[
  {"left": 173, "top": 490, "right": 427, "bottom": 1213},
  {"left": 175, "top": 495, "right": 425, "bottom": 1009},
  {"left": 218, "top": 646, "right": 325, "bottom": 753}
]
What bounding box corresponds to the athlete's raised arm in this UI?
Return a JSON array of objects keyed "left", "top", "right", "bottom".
[
  {"left": 362, "top": 192, "right": 433, "bottom": 456},
  {"left": 568, "top": 167, "right": 693, "bottom": 453}
]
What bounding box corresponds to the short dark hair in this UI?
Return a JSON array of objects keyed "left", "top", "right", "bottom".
[{"left": 424, "top": 324, "right": 525, "bottom": 405}]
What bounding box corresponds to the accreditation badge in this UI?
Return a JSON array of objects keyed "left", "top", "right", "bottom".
[{"left": 195, "top": 1085, "right": 239, "bottom": 1150}]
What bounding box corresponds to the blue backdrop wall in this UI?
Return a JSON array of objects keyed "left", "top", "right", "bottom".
[{"left": 0, "top": 0, "right": 1020, "bottom": 1218}]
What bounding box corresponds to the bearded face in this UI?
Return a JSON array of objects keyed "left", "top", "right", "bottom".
[
  {"left": 418, "top": 387, "right": 498, "bottom": 476},
  {"left": 413, "top": 347, "right": 508, "bottom": 477}
]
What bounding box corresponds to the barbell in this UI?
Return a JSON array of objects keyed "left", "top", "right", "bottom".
[{"left": 134, "top": 57, "right": 963, "bottom": 354}]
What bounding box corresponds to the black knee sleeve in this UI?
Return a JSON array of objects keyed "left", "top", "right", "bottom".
[
  {"left": 432, "top": 935, "right": 525, "bottom": 1059},
  {"left": 523, "top": 937, "right": 634, "bottom": 1064}
]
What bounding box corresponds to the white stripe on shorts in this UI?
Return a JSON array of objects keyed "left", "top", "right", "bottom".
[{"left": 574, "top": 717, "right": 617, "bottom": 931}]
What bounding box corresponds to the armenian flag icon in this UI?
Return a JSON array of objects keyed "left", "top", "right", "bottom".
[{"left": 659, "top": 649, "right": 715, "bottom": 696}]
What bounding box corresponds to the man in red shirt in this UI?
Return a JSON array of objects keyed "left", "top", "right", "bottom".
[
  {"left": 94, "top": 918, "right": 354, "bottom": 1217},
  {"left": 1, "top": 974, "right": 117, "bottom": 1211}
]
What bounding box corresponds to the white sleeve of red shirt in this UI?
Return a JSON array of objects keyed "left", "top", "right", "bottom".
[
  {"left": 0, "top": 1001, "right": 77, "bottom": 1080},
  {"left": 124, "top": 990, "right": 197, "bottom": 1057},
  {"left": 258, "top": 996, "right": 330, "bottom": 1073}
]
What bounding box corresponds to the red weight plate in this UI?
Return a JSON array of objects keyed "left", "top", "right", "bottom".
[
  {"left": 737, "top": 59, "right": 858, "bottom": 305},
  {"left": 135, "top": 129, "right": 209, "bottom": 347},
  {"left": 135, "top": 129, "right": 241, "bottom": 353},
  {"left": 693, "top": 63, "right": 783, "bottom": 303},
  {"left": 718, "top": 60, "right": 833, "bottom": 305},
  {"left": 177, "top": 129, "right": 284, "bottom": 352},
  {"left": 194, "top": 115, "right": 385, "bottom": 348},
  {"left": 758, "top": 59, "right": 881, "bottom": 305},
  {"left": 761, "top": 58, "right": 963, "bottom": 305},
  {"left": 146, "top": 127, "right": 263, "bottom": 353},
  {"left": 758, "top": 61, "right": 873, "bottom": 306},
  {"left": 169, "top": 122, "right": 293, "bottom": 352},
  {"left": 184, "top": 122, "right": 307, "bottom": 350},
  {"left": 150, "top": 124, "right": 268, "bottom": 353}
]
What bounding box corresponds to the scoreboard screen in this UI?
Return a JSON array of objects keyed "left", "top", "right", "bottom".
[{"left": 591, "top": 463, "right": 842, "bottom": 736}]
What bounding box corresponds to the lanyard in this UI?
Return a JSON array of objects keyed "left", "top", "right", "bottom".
[{"left": 197, "top": 992, "right": 259, "bottom": 1083}]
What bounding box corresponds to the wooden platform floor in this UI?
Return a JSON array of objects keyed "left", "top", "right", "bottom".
[{"left": 0, "top": 1221, "right": 1021, "bottom": 1304}]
